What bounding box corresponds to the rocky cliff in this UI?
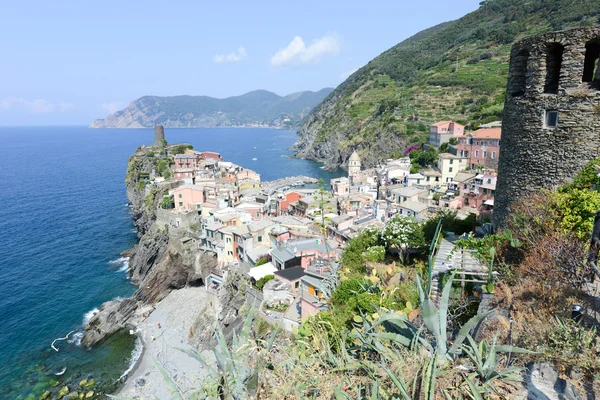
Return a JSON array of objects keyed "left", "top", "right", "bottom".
[
  {"left": 89, "top": 89, "right": 333, "bottom": 129},
  {"left": 82, "top": 143, "right": 217, "bottom": 347}
]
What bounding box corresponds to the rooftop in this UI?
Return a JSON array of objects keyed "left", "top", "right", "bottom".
[
  {"left": 174, "top": 154, "right": 198, "bottom": 159},
  {"left": 400, "top": 201, "right": 429, "bottom": 213},
  {"left": 391, "top": 186, "right": 428, "bottom": 197},
  {"left": 438, "top": 153, "right": 465, "bottom": 160},
  {"left": 174, "top": 184, "right": 206, "bottom": 192},
  {"left": 470, "top": 128, "right": 502, "bottom": 140},
  {"left": 274, "top": 266, "right": 306, "bottom": 281}
]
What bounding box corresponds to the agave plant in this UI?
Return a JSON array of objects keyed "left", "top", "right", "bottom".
[
  {"left": 175, "top": 307, "right": 280, "bottom": 399},
  {"left": 371, "top": 273, "right": 492, "bottom": 364},
  {"left": 461, "top": 334, "right": 534, "bottom": 398}
]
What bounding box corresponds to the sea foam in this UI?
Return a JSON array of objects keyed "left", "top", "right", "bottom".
[
  {"left": 119, "top": 336, "right": 143, "bottom": 381},
  {"left": 109, "top": 256, "right": 130, "bottom": 273},
  {"left": 69, "top": 307, "right": 99, "bottom": 345}
]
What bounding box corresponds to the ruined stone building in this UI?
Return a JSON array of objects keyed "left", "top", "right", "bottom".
[
  {"left": 494, "top": 27, "right": 600, "bottom": 227},
  {"left": 152, "top": 125, "right": 165, "bottom": 147}
]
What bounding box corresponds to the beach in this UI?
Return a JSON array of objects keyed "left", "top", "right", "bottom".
[{"left": 118, "top": 286, "right": 215, "bottom": 399}]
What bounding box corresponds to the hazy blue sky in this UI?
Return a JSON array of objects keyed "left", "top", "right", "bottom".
[{"left": 0, "top": 0, "right": 482, "bottom": 125}]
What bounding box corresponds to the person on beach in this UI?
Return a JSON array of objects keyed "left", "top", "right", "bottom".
[{"left": 158, "top": 323, "right": 161, "bottom": 329}]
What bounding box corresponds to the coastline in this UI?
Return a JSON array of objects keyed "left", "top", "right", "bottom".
[{"left": 117, "top": 286, "right": 215, "bottom": 398}]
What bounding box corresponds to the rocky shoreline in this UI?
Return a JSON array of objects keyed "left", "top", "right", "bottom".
[{"left": 79, "top": 141, "right": 256, "bottom": 396}]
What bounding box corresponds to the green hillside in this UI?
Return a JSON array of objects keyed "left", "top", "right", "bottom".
[
  {"left": 295, "top": 0, "right": 600, "bottom": 169},
  {"left": 90, "top": 88, "right": 333, "bottom": 129}
]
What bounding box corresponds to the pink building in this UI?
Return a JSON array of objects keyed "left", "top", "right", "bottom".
[
  {"left": 235, "top": 168, "right": 261, "bottom": 182},
  {"left": 174, "top": 169, "right": 194, "bottom": 180},
  {"left": 428, "top": 121, "right": 465, "bottom": 147},
  {"left": 174, "top": 154, "right": 200, "bottom": 170},
  {"left": 201, "top": 151, "right": 223, "bottom": 161},
  {"left": 456, "top": 128, "right": 501, "bottom": 169},
  {"left": 173, "top": 184, "right": 206, "bottom": 211}
]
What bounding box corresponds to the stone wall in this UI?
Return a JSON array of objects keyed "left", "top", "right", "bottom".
[
  {"left": 155, "top": 208, "right": 201, "bottom": 232},
  {"left": 494, "top": 27, "right": 600, "bottom": 227}
]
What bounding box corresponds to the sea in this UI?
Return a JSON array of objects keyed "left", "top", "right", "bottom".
[{"left": 0, "top": 126, "right": 343, "bottom": 399}]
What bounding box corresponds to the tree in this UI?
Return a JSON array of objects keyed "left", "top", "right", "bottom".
[
  {"left": 171, "top": 144, "right": 193, "bottom": 155},
  {"left": 381, "top": 215, "right": 426, "bottom": 263}
]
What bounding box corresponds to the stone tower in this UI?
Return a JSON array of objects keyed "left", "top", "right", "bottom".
[
  {"left": 152, "top": 125, "right": 165, "bottom": 147},
  {"left": 494, "top": 27, "right": 600, "bottom": 227},
  {"left": 348, "top": 151, "right": 362, "bottom": 183}
]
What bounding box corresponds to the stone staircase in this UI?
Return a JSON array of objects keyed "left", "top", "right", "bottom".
[{"left": 430, "top": 234, "right": 488, "bottom": 301}]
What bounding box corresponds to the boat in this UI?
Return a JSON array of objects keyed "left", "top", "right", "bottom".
[
  {"left": 252, "top": 157, "right": 257, "bottom": 161},
  {"left": 55, "top": 367, "right": 67, "bottom": 376}
]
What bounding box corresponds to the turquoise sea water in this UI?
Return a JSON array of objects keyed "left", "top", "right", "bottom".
[{"left": 0, "top": 126, "right": 343, "bottom": 398}]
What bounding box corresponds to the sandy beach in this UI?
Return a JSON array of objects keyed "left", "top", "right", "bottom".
[{"left": 118, "top": 286, "right": 215, "bottom": 399}]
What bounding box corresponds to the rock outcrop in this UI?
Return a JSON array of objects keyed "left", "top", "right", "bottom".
[{"left": 81, "top": 142, "right": 218, "bottom": 347}]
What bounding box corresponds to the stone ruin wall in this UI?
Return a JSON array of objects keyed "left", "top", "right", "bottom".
[
  {"left": 494, "top": 27, "right": 600, "bottom": 227},
  {"left": 152, "top": 125, "right": 165, "bottom": 147}
]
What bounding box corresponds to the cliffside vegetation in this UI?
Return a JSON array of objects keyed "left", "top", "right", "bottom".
[{"left": 296, "top": 0, "right": 600, "bottom": 168}]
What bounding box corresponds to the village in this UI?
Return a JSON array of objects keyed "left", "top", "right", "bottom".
[{"left": 138, "top": 121, "right": 501, "bottom": 331}]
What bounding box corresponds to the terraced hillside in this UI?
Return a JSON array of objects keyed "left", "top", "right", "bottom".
[{"left": 294, "top": 0, "right": 600, "bottom": 169}]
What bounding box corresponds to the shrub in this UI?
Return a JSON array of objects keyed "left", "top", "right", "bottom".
[
  {"left": 255, "top": 254, "right": 272, "bottom": 266},
  {"left": 255, "top": 274, "right": 274, "bottom": 290},
  {"left": 171, "top": 144, "right": 193, "bottom": 155}
]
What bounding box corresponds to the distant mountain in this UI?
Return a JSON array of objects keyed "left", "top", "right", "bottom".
[{"left": 90, "top": 88, "right": 334, "bottom": 129}]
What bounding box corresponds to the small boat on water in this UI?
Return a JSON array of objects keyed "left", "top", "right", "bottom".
[
  {"left": 55, "top": 367, "right": 67, "bottom": 376},
  {"left": 252, "top": 157, "right": 257, "bottom": 161}
]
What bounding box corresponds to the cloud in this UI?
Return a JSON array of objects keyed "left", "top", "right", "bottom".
[
  {"left": 340, "top": 67, "right": 358, "bottom": 80},
  {"left": 58, "top": 103, "right": 74, "bottom": 112},
  {"left": 213, "top": 47, "right": 248, "bottom": 63},
  {"left": 101, "top": 102, "right": 125, "bottom": 114},
  {"left": 0, "top": 97, "right": 73, "bottom": 113},
  {"left": 270, "top": 34, "right": 340, "bottom": 68}
]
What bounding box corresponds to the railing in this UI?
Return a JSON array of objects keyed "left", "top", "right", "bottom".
[{"left": 426, "top": 217, "right": 444, "bottom": 296}]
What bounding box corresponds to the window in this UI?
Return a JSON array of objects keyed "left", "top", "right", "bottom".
[
  {"left": 545, "top": 110, "right": 559, "bottom": 128},
  {"left": 544, "top": 43, "right": 564, "bottom": 94},
  {"left": 583, "top": 38, "right": 600, "bottom": 86},
  {"left": 258, "top": 235, "right": 262, "bottom": 242},
  {"left": 483, "top": 189, "right": 488, "bottom": 195},
  {"left": 475, "top": 151, "right": 479, "bottom": 157},
  {"left": 487, "top": 178, "right": 492, "bottom": 184},
  {"left": 483, "top": 151, "right": 487, "bottom": 158},
  {"left": 226, "top": 237, "right": 231, "bottom": 243},
  {"left": 463, "top": 184, "right": 467, "bottom": 189},
  {"left": 227, "top": 251, "right": 232, "bottom": 256},
  {"left": 197, "top": 204, "right": 201, "bottom": 209},
  {"left": 467, "top": 138, "right": 473, "bottom": 145},
  {"left": 488, "top": 140, "right": 492, "bottom": 145},
  {"left": 449, "top": 159, "right": 454, "bottom": 164},
  {"left": 449, "top": 167, "right": 453, "bottom": 173},
  {"left": 178, "top": 194, "right": 182, "bottom": 198},
  {"left": 295, "top": 281, "right": 299, "bottom": 289},
  {"left": 178, "top": 202, "right": 183, "bottom": 207},
  {"left": 457, "top": 127, "right": 461, "bottom": 132},
  {"left": 491, "top": 152, "right": 496, "bottom": 159},
  {"left": 511, "top": 49, "right": 529, "bottom": 97},
  {"left": 256, "top": 212, "right": 260, "bottom": 217}
]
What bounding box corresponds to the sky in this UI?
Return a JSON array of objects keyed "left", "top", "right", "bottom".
[{"left": 0, "top": 0, "right": 483, "bottom": 125}]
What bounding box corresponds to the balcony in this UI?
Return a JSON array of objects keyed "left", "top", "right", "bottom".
[{"left": 305, "top": 259, "right": 331, "bottom": 277}]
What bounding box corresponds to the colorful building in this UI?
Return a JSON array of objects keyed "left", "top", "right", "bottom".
[
  {"left": 456, "top": 128, "right": 501, "bottom": 169},
  {"left": 428, "top": 121, "right": 465, "bottom": 147}
]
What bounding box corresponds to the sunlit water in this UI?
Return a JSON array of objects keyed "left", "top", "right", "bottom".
[{"left": 0, "top": 126, "right": 343, "bottom": 398}]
